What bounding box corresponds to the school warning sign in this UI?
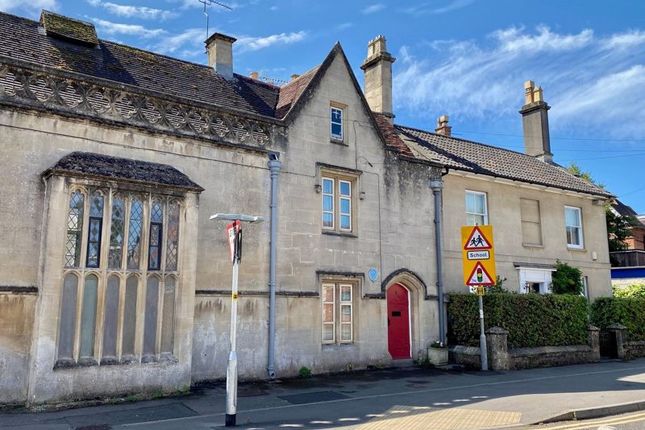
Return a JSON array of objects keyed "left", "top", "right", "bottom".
[{"left": 461, "top": 225, "right": 496, "bottom": 287}]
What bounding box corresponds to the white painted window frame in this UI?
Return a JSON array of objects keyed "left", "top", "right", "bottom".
[
  {"left": 330, "top": 106, "right": 344, "bottom": 141},
  {"left": 517, "top": 267, "right": 556, "bottom": 294},
  {"left": 565, "top": 205, "right": 584, "bottom": 249},
  {"left": 321, "top": 282, "right": 354, "bottom": 345},
  {"left": 321, "top": 177, "right": 335, "bottom": 230},
  {"left": 465, "top": 190, "right": 488, "bottom": 226}
]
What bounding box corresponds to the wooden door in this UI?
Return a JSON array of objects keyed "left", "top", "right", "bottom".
[{"left": 387, "top": 284, "right": 411, "bottom": 359}]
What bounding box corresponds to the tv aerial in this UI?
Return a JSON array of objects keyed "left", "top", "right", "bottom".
[{"left": 198, "top": 0, "right": 232, "bottom": 40}]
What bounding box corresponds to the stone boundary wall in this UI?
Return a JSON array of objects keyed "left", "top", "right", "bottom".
[
  {"left": 449, "top": 325, "right": 600, "bottom": 370},
  {"left": 606, "top": 324, "right": 645, "bottom": 361}
]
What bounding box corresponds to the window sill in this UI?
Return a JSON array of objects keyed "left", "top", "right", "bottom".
[
  {"left": 53, "top": 354, "right": 177, "bottom": 369},
  {"left": 522, "top": 243, "right": 544, "bottom": 248},
  {"left": 322, "top": 230, "right": 357, "bottom": 238},
  {"left": 567, "top": 246, "right": 586, "bottom": 252},
  {"left": 322, "top": 342, "right": 355, "bottom": 349},
  {"left": 330, "top": 138, "right": 347, "bottom": 146}
]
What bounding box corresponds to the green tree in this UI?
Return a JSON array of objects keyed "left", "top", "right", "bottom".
[
  {"left": 567, "top": 163, "right": 636, "bottom": 252},
  {"left": 551, "top": 260, "right": 584, "bottom": 295}
]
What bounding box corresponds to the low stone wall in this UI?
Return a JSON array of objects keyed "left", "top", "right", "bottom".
[
  {"left": 625, "top": 341, "right": 645, "bottom": 360},
  {"left": 449, "top": 325, "right": 600, "bottom": 371},
  {"left": 449, "top": 345, "right": 481, "bottom": 369},
  {"left": 510, "top": 345, "right": 597, "bottom": 370}
]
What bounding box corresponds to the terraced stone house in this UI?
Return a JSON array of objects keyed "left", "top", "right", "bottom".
[{"left": 0, "top": 10, "right": 610, "bottom": 406}]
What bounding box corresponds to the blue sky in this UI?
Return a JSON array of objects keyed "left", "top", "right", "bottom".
[{"left": 2, "top": 0, "right": 644, "bottom": 212}]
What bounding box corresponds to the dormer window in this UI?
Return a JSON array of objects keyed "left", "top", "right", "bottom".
[{"left": 330, "top": 104, "right": 344, "bottom": 142}]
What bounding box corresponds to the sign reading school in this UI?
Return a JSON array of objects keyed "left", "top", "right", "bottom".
[{"left": 461, "top": 225, "right": 496, "bottom": 288}]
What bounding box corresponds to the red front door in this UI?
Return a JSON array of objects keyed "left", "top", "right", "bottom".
[{"left": 387, "top": 284, "right": 411, "bottom": 359}]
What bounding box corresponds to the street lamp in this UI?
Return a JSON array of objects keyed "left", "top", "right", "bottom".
[{"left": 210, "top": 213, "right": 264, "bottom": 427}]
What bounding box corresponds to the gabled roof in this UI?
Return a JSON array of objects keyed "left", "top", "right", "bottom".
[
  {"left": 382, "top": 124, "right": 610, "bottom": 197},
  {"left": 272, "top": 43, "right": 415, "bottom": 159},
  {"left": 0, "top": 11, "right": 279, "bottom": 117},
  {"left": 43, "top": 152, "right": 203, "bottom": 191}
]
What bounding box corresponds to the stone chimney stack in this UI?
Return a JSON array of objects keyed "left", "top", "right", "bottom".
[
  {"left": 361, "top": 35, "right": 396, "bottom": 121},
  {"left": 520, "top": 80, "right": 552, "bottom": 162},
  {"left": 435, "top": 115, "right": 452, "bottom": 136},
  {"left": 205, "top": 32, "right": 236, "bottom": 79}
]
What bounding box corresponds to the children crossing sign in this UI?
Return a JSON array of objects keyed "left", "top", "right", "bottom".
[{"left": 461, "top": 225, "right": 496, "bottom": 289}]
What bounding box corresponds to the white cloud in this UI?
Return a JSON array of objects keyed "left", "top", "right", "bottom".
[
  {"left": 362, "top": 3, "right": 385, "bottom": 14},
  {"left": 152, "top": 28, "right": 203, "bottom": 55},
  {"left": 236, "top": 31, "right": 307, "bottom": 52},
  {"left": 393, "top": 25, "right": 645, "bottom": 138},
  {"left": 86, "top": 1, "right": 177, "bottom": 20},
  {"left": 492, "top": 25, "right": 593, "bottom": 53},
  {"left": 402, "top": 0, "right": 474, "bottom": 15},
  {"left": 336, "top": 22, "right": 353, "bottom": 31},
  {"left": 601, "top": 30, "right": 645, "bottom": 49},
  {"left": 92, "top": 18, "right": 166, "bottom": 38},
  {"left": 0, "top": 0, "right": 58, "bottom": 17}
]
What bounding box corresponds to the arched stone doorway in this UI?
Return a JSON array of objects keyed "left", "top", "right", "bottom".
[{"left": 383, "top": 270, "right": 428, "bottom": 361}]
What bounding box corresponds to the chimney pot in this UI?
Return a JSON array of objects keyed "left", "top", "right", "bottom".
[
  {"left": 250, "top": 71, "right": 259, "bottom": 79},
  {"left": 435, "top": 115, "right": 452, "bottom": 136},
  {"left": 361, "top": 35, "right": 396, "bottom": 121},
  {"left": 205, "top": 32, "right": 236, "bottom": 79},
  {"left": 520, "top": 81, "right": 552, "bottom": 162}
]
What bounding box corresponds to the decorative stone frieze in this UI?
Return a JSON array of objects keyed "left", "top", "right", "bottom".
[{"left": 0, "top": 59, "right": 286, "bottom": 150}]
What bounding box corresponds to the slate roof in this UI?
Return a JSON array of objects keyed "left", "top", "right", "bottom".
[
  {"left": 0, "top": 10, "right": 611, "bottom": 198},
  {"left": 44, "top": 152, "right": 203, "bottom": 191},
  {"left": 0, "top": 11, "right": 280, "bottom": 118},
  {"left": 275, "top": 66, "right": 319, "bottom": 119},
  {"left": 390, "top": 125, "right": 610, "bottom": 197},
  {"left": 613, "top": 200, "right": 638, "bottom": 218}
]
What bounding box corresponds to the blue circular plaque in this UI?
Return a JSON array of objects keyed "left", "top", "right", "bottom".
[{"left": 368, "top": 268, "right": 378, "bottom": 283}]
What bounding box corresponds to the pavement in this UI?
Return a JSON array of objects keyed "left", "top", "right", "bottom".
[{"left": 0, "top": 359, "right": 644, "bottom": 430}]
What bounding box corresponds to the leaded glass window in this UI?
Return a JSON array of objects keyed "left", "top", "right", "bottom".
[
  {"left": 58, "top": 187, "right": 183, "bottom": 367},
  {"left": 86, "top": 192, "right": 104, "bottom": 268},
  {"left": 122, "top": 275, "right": 138, "bottom": 358},
  {"left": 127, "top": 198, "right": 143, "bottom": 270},
  {"left": 65, "top": 191, "right": 84, "bottom": 268},
  {"left": 143, "top": 276, "right": 160, "bottom": 360},
  {"left": 161, "top": 276, "right": 176, "bottom": 355},
  {"left": 166, "top": 202, "right": 179, "bottom": 271},
  {"left": 108, "top": 196, "right": 125, "bottom": 269},
  {"left": 148, "top": 201, "right": 163, "bottom": 271},
  {"left": 79, "top": 274, "right": 98, "bottom": 360}
]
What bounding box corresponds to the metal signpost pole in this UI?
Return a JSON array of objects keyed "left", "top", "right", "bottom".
[
  {"left": 226, "top": 221, "right": 240, "bottom": 427},
  {"left": 478, "top": 292, "right": 488, "bottom": 371},
  {"left": 461, "top": 225, "right": 495, "bottom": 373},
  {"left": 210, "top": 213, "right": 263, "bottom": 428}
]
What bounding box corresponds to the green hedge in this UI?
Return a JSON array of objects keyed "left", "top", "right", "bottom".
[
  {"left": 447, "top": 293, "right": 589, "bottom": 348},
  {"left": 590, "top": 297, "right": 645, "bottom": 341}
]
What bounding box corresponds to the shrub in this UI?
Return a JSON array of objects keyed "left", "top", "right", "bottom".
[
  {"left": 551, "top": 261, "right": 584, "bottom": 295},
  {"left": 447, "top": 293, "right": 588, "bottom": 348},
  {"left": 613, "top": 284, "right": 645, "bottom": 299},
  {"left": 298, "top": 366, "right": 312, "bottom": 378},
  {"left": 590, "top": 297, "right": 645, "bottom": 341}
]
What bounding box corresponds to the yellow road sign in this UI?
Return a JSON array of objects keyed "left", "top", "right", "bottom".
[{"left": 461, "top": 225, "right": 496, "bottom": 287}]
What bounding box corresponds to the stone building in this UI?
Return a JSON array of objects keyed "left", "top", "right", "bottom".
[{"left": 0, "top": 10, "right": 610, "bottom": 406}]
